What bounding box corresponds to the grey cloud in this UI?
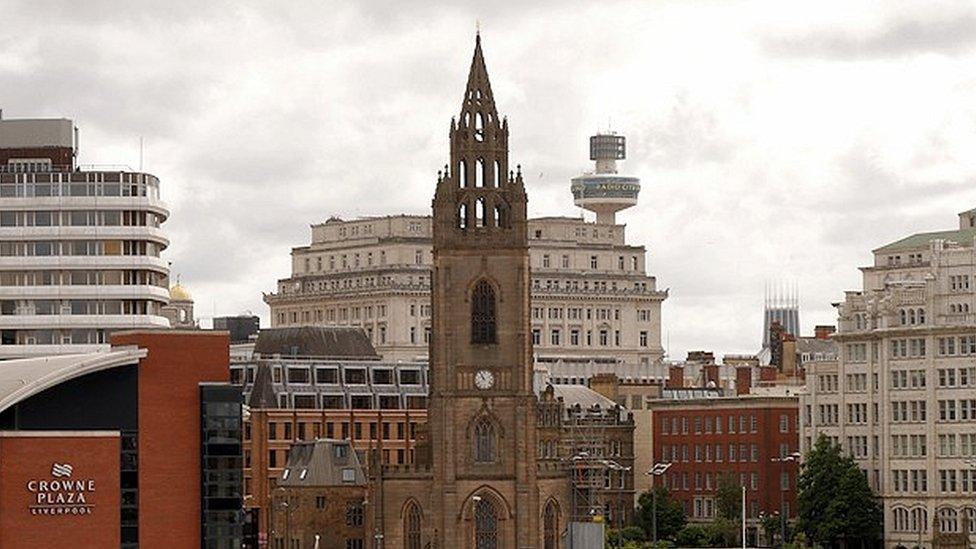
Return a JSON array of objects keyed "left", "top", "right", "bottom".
[
  {"left": 764, "top": 12, "right": 976, "bottom": 60},
  {"left": 6, "top": 0, "right": 976, "bottom": 357}
]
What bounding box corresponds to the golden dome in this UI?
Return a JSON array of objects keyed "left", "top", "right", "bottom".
[{"left": 169, "top": 283, "right": 192, "bottom": 302}]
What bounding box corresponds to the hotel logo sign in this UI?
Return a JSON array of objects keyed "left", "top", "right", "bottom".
[{"left": 26, "top": 462, "right": 96, "bottom": 516}]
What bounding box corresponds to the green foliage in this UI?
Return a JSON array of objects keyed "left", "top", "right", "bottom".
[
  {"left": 674, "top": 524, "right": 709, "bottom": 547},
  {"left": 797, "top": 434, "right": 883, "bottom": 546},
  {"left": 715, "top": 473, "right": 742, "bottom": 521},
  {"left": 705, "top": 517, "right": 740, "bottom": 547},
  {"left": 636, "top": 486, "right": 687, "bottom": 541},
  {"left": 607, "top": 526, "right": 647, "bottom": 546},
  {"left": 759, "top": 512, "right": 782, "bottom": 545}
]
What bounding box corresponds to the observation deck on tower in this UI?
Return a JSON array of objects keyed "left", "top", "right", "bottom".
[{"left": 571, "top": 133, "right": 640, "bottom": 224}]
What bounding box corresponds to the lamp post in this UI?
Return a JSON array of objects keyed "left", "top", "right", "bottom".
[
  {"left": 601, "top": 460, "right": 631, "bottom": 549},
  {"left": 281, "top": 499, "right": 291, "bottom": 548},
  {"left": 645, "top": 462, "right": 672, "bottom": 544},
  {"left": 770, "top": 452, "right": 801, "bottom": 547}
]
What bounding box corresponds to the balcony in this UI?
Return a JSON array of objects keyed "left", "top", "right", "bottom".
[
  {"left": 0, "top": 284, "right": 169, "bottom": 301},
  {"left": 0, "top": 313, "right": 170, "bottom": 330}
]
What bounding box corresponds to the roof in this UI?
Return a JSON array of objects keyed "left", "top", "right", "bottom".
[
  {"left": 796, "top": 337, "right": 837, "bottom": 357},
  {"left": 874, "top": 227, "right": 976, "bottom": 253},
  {"left": 247, "top": 363, "right": 278, "bottom": 409},
  {"left": 253, "top": 326, "right": 379, "bottom": 359},
  {"left": 0, "top": 348, "right": 146, "bottom": 414},
  {"left": 279, "top": 439, "right": 367, "bottom": 487},
  {"left": 550, "top": 384, "right": 618, "bottom": 409},
  {"left": 169, "top": 283, "right": 192, "bottom": 302}
]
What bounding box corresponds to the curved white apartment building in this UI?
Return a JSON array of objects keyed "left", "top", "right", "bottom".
[{"left": 0, "top": 117, "right": 170, "bottom": 358}]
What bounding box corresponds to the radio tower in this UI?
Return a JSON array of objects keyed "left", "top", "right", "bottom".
[{"left": 571, "top": 132, "right": 641, "bottom": 224}]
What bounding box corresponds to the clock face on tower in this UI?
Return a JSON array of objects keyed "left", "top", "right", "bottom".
[{"left": 474, "top": 369, "right": 495, "bottom": 390}]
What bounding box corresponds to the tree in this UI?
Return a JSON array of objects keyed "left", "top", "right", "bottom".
[
  {"left": 706, "top": 517, "right": 740, "bottom": 547},
  {"left": 759, "top": 513, "right": 781, "bottom": 546},
  {"left": 674, "top": 524, "right": 709, "bottom": 547},
  {"left": 797, "top": 435, "right": 883, "bottom": 547},
  {"left": 715, "top": 473, "right": 742, "bottom": 521},
  {"left": 636, "top": 486, "right": 687, "bottom": 541}
]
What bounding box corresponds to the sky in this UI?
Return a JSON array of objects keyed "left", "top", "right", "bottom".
[{"left": 3, "top": 0, "right": 976, "bottom": 359}]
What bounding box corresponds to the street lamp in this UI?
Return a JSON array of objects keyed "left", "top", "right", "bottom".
[
  {"left": 645, "top": 462, "right": 672, "bottom": 544},
  {"left": 770, "top": 452, "right": 802, "bottom": 546}
]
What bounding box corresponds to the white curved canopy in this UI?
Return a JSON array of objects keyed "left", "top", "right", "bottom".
[{"left": 0, "top": 348, "right": 145, "bottom": 414}]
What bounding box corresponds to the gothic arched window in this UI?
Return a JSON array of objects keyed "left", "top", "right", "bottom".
[
  {"left": 938, "top": 507, "right": 958, "bottom": 533},
  {"left": 471, "top": 280, "right": 497, "bottom": 344},
  {"left": 405, "top": 502, "right": 422, "bottom": 549},
  {"left": 459, "top": 159, "right": 469, "bottom": 188},
  {"left": 476, "top": 158, "right": 486, "bottom": 187},
  {"left": 475, "top": 497, "right": 498, "bottom": 549},
  {"left": 476, "top": 197, "right": 487, "bottom": 227},
  {"left": 459, "top": 203, "right": 468, "bottom": 230},
  {"left": 544, "top": 501, "right": 559, "bottom": 549},
  {"left": 474, "top": 418, "right": 496, "bottom": 463}
]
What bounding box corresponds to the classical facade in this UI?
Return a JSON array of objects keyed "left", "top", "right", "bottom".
[
  {"left": 374, "top": 35, "right": 571, "bottom": 549},
  {"left": 0, "top": 117, "right": 171, "bottom": 358},
  {"left": 800, "top": 208, "right": 976, "bottom": 548},
  {"left": 263, "top": 134, "right": 666, "bottom": 377}
]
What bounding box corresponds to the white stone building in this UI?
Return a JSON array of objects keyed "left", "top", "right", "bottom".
[
  {"left": 800, "top": 208, "right": 976, "bottom": 548},
  {"left": 0, "top": 117, "right": 171, "bottom": 358},
  {"left": 264, "top": 214, "right": 667, "bottom": 370},
  {"left": 264, "top": 136, "right": 667, "bottom": 376}
]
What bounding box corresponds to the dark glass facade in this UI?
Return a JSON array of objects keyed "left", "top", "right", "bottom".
[{"left": 200, "top": 383, "right": 244, "bottom": 548}]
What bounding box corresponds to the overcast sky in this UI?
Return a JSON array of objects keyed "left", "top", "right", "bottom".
[{"left": 4, "top": 0, "right": 976, "bottom": 359}]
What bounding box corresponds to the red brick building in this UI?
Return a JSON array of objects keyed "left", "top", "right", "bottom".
[
  {"left": 244, "top": 407, "right": 427, "bottom": 539},
  {"left": 0, "top": 330, "right": 241, "bottom": 548},
  {"left": 650, "top": 395, "right": 800, "bottom": 535}
]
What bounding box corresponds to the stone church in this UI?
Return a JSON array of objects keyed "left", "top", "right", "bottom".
[{"left": 373, "top": 35, "right": 572, "bottom": 548}]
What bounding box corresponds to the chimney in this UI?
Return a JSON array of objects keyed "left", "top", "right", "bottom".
[
  {"left": 667, "top": 365, "right": 684, "bottom": 389},
  {"left": 815, "top": 325, "right": 836, "bottom": 340},
  {"left": 736, "top": 366, "right": 752, "bottom": 396},
  {"left": 759, "top": 366, "right": 778, "bottom": 382},
  {"left": 703, "top": 364, "right": 720, "bottom": 388},
  {"left": 589, "top": 373, "right": 619, "bottom": 402},
  {"left": 782, "top": 334, "right": 798, "bottom": 377}
]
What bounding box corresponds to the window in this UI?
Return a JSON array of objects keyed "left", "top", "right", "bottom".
[
  {"left": 543, "top": 501, "right": 558, "bottom": 549},
  {"left": 406, "top": 502, "right": 423, "bottom": 549},
  {"left": 471, "top": 280, "right": 497, "bottom": 344},
  {"left": 345, "top": 501, "right": 364, "bottom": 526},
  {"left": 474, "top": 418, "right": 496, "bottom": 463},
  {"left": 474, "top": 497, "right": 498, "bottom": 549}
]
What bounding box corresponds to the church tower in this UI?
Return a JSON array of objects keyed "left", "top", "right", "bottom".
[
  {"left": 378, "top": 35, "right": 568, "bottom": 549},
  {"left": 429, "top": 34, "right": 538, "bottom": 548}
]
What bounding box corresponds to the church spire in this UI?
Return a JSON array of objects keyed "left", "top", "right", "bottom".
[
  {"left": 458, "top": 34, "right": 499, "bottom": 131},
  {"left": 434, "top": 34, "right": 525, "bottom": 251}
]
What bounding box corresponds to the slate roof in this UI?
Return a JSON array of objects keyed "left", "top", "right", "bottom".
[
  {"left": 874, "top": 228, "right": 976, "bottom": 253},
  {"left": 253, "top": 327, "right": 379, "bottom": 360},
  {"left": 246, "top": 363, "right": 278, "bottom": 409},
  {"left": 278, "top": 439, "right": 367, "bottom": 487}
]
